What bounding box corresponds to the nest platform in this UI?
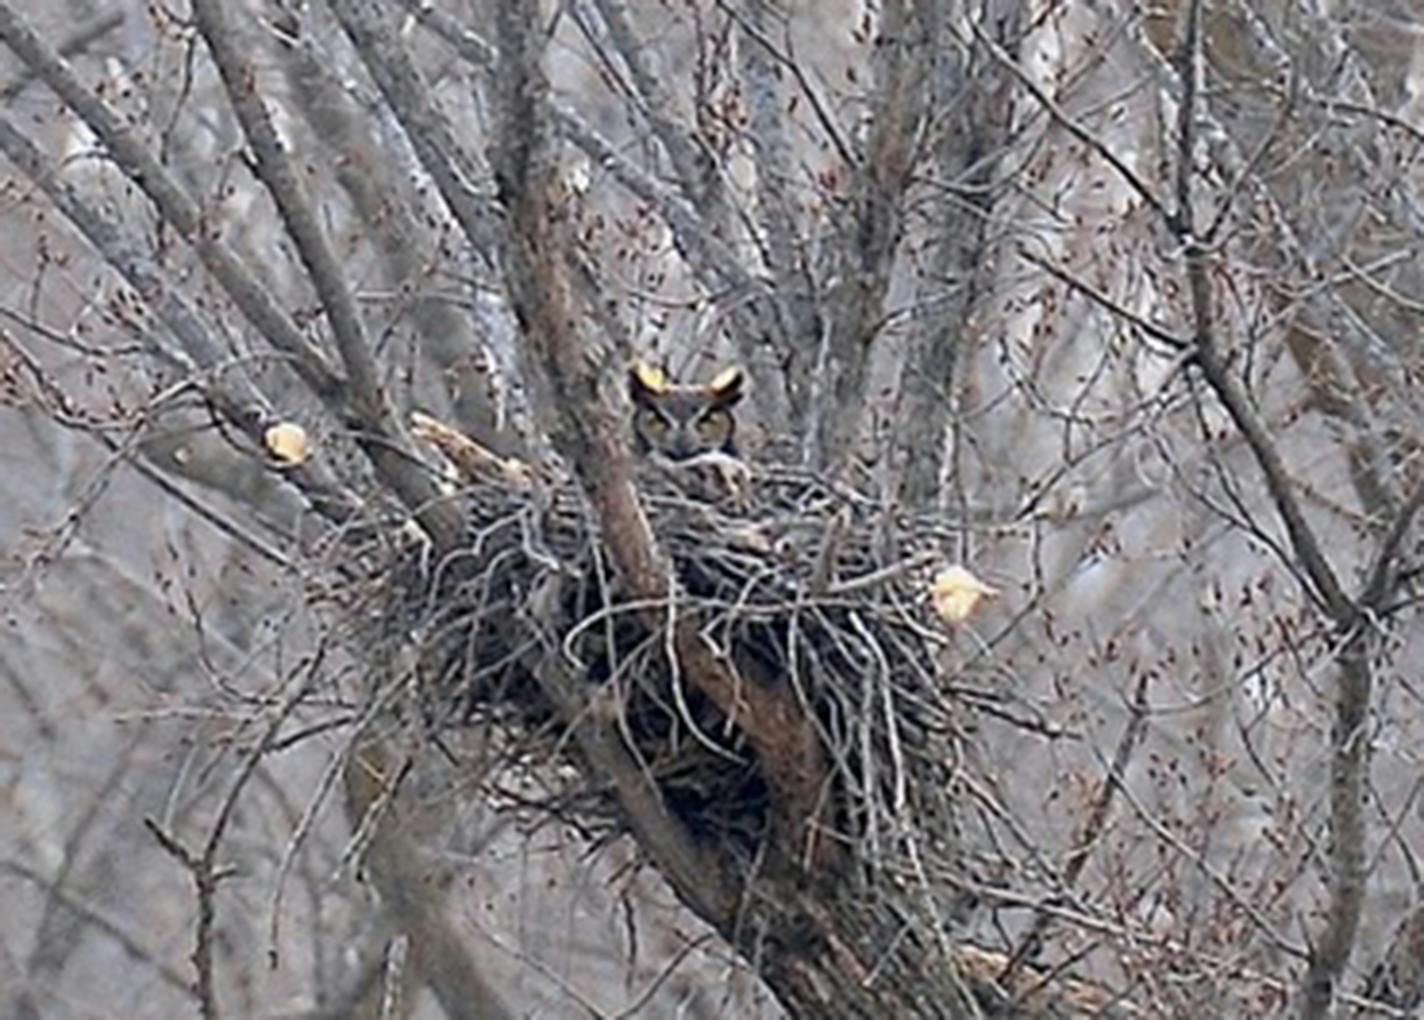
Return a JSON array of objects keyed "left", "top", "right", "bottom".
[{"left": 385, "top": 457, "right": 978, "bottom": 882}]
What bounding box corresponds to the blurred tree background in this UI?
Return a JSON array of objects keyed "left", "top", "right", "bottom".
[{"left": 3, "top": 1, "right": 1424, "bottom": 1017}]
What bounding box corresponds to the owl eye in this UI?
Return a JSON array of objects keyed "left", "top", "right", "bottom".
[
  {"left": 695, "top": 410, "right": 731, "bottom": 445},
  {"left": 637, "top": 410, "right": 671, "bottom": 438}
]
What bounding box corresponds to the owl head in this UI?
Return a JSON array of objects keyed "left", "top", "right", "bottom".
[{"left": 628, "top": 361, "right": 745, "bottom": 462}]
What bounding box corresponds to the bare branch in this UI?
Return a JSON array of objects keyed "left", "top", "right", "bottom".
[
  {"left": 484, "top": 0, "right": 740, "bottom": 926},
  {"left": 972, "top": 15, "right": 1173, "bottom": 229},
  {"left": 1172, "top": 24, "right": 1351, "bottom": 620},
  {"left": 588, "top": 0, "right": 719, "bottom": 213},
  {"left": 0, "top": 9, "right": 122, "bottom": 103},
  {"left": 190, "top": 0, "right": 458, "bottom": 549},
  {"left": 0, "top": 4, "right": 344, "bottom": 402},
  {"left": 812, "top": 0, "right": 931, "bottom": 472},
  {"left": 0, "top": 109, "right": 362, "bottom": 528}
]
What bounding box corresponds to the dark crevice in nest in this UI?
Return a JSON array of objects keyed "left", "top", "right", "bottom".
[{"left": 386, "top": 461, "right": 974, "bottom": 888}]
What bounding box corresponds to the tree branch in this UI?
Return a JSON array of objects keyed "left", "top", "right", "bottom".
[
  {"left": 1164, "top": 3, "right": 1371, "bottom": 1013},
  {"left": 0, "top": 108, "right": 359, "bottom": 527},
  {"left": 812, "top": 0, "right": 930, "bottom": 472},
  {"left": 486, "top": 0, "right": 835, "bottom": 927},
  {"left": 189, "top": 0, "right": 457, "bottom": 548},
  {"left": 0, "top": 3, "right": 344, "bottom": 405}
]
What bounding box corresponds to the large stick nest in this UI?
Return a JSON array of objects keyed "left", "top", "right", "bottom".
[{"left": 385, "top": 448, "right": 983, "bottom": 882}]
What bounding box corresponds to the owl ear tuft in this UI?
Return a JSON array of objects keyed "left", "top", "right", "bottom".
[
  {"left": 706, "top": 366, "right": 745, "bottom": 406},
  {"left": 629, "top": 360, "right": 670, "bottom": 403}
]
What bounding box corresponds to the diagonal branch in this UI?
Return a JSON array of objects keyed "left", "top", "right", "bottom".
[
  {"left": 191, "top": 0, "right": 380, "bottom": 409},
  {"left": 972, "top": 15, "right": 1173, "bottom": 229},
  {"left": 1170, "top": 0, "right": 1351, "bottom": 623},
  {"left": 0, "top": 3, "right": 343, "bottom": 405},
  {"left": 0, "top": 109, "right": 359, "bottom": 527},
  {"left": 1167, "top": 4, "right": 1374, "bottom": 1015},
  {"left": 812, "top": 0, "right": 931, "bottom": 472},
  {"left": 188, "top": 0, "right": 456, "bottom": 547},
  {"left": 486, "top": 0, "right": 831, "bottom": 924},
  {"left": 589, "top": 0, "right": 720, "bottom": 214},
  {"left": 383, "top": 0, "right": 807, "bottom": 425},
  {"left": 0, "top": 9, "right": 122, "bottom": 102},
  {"left": 0, "top": 3, "right": 467, "bottom": 546}
]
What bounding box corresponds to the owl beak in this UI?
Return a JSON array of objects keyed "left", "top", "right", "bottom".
[{"left": 667, "top": 436, "right": 699, "bottom": 461}]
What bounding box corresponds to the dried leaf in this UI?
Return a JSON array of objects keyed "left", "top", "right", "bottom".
[
  {"left": 263, "top": 421, "right": 310, "bottom": 466},
  {"left": 930, "top": 565, "right": 997, "bottom": 624}
]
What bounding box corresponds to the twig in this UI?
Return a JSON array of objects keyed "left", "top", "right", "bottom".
[
  {"left": 1002, "top": 669, "right": 1151, "bottom": 987},
  {"left": 1018, "top": 246, "right": 1189, "bottom": 351},
  {"left": 971, "top": 16, "right": 1173, "bottom": 228},
  {"left": 144, "top": 658, "right": 321, "bottom": 1018},
  {"left": 0, "top": 108, "right": 362, "bottom": 529},
  {"left": 190, "top": 0, "right": 459, "bottom": 550},
  {"left": 0, "top": 9, "right": 122, "bottom": 101},
  {"left": 0, "top": 4, "right": 343, "bottom": 403}
]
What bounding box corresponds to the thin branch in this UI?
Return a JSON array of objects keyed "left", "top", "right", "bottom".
[
  {"left": 718, "top": 0, "right": 856, "bottom": 171},
  {"left": 386, "top": 0, "right": 795, "bottom": 419},
  {"left": 0, "top": 107, "right": 360, "bottom": 527},
  {"left": 382, "top": 0, "right": 767, "bottom": 315},
  {"left": 971, "top": 15, "right": 1173, "bottom": 229},
  {"left": 812, "top": 0, "right": 929, "bottom": 471},
  {"left": 0, "top": 3, "right": 344, "bottom": 403},
  {"left": 1003, "top": 670, "right": 1152, "bottom": 987},
  {"left": 1018, "top": 247, "right": 1188, "bottom": 350},
  {"left": 189, "top": 0, "right": 458, "bottom": 549},
  {"left": 1170, "top": 2, "right": 1372, "bottom": 1013},
  {"left": 0, "top": 9, "right": 122, "bottom": 102},
  {"left": 1173, "top": 82, "right": 1352, "bottom": 618},
  {"left": 192, "top": 0, "right": 379, "bottom": 405},
  {"left": 1358, "top": 477, "right": 1424, "bottom": 612},
  {"left": 485, "top": 0, "right": 742, "bottom": 927},
  {"left": 589, "top": 0, "right": 718, "bottom": 212},
  {"left": 144, "top": 658, "right": 320, "bottom": 1019}
]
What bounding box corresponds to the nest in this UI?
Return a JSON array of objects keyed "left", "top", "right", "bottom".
[{"left": 386, "top": 446, "right": 980, "bottom": 883}]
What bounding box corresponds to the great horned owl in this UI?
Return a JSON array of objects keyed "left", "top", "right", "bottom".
[
  {"left": 628, "top": 361, "right": 750, "bottom": 504},
  {"left": 628, "top": 361, "right": 745, "bottom": 461}
]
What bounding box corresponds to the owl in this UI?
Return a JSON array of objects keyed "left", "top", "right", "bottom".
[
  {"left": 628, "top": 361, "right": 750, "bottom": 504},
  {"left": 628, "top": 361, "right": 745, "bottom": 462}
]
